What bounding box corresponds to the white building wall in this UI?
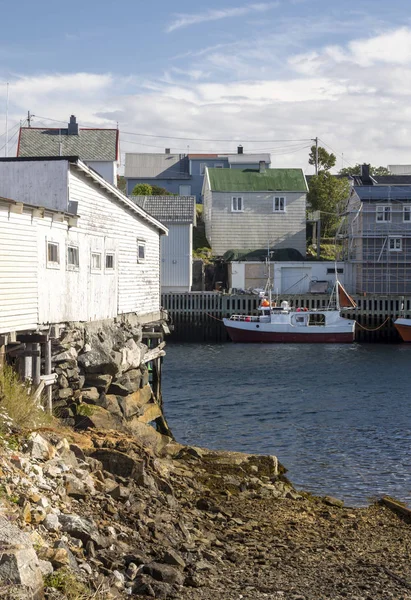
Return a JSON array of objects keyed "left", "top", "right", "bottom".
[
  {"left": 161, "top": 223, "right": 192, "bottom": 292},
  {"left": 0, "top": 202, "right": 38, "bottom": 334},
  {"left": 85, "top": 161, "right": 117, "bottom": 186},
  {"left": 0, "top": 161, "right": 68, "bottom": 211},
  {"left": 68, "top": 167, "right": 161, "bottom": 317}
]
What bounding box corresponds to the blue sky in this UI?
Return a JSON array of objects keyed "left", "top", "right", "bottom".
[{"left": 1, "top": 0, "right": 411, "bottom": 169}]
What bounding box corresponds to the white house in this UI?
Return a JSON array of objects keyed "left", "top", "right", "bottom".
[
  {"left": 0, "top": 157, "right": 168, "bottom": 339},
  {"left": 203, "top": 166, "right": 308, "bottom": 256},
  {"left": 17, "top": 116, "right": 119, "bottom": 185},
  {"left": 132, "top": 195, "right": 196, "bottom": 292}
]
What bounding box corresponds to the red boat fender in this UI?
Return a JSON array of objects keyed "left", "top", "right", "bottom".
[
  {"left": 296, "top": 307, "right": 301, "bottom": 312},
  {"left": 245, "top": 316, "right": 251, "bottom": 321},
  {"left": 303, "top": 307, "right": 309, "bottom": 312}
]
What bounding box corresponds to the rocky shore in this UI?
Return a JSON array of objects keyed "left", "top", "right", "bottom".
[{"left": 1, "top": 422, "right": 411, "bottom": 600}]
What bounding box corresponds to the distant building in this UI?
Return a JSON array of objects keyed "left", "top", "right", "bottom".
[
  {"left": 17, "top": 116, "right": 119, "bottom": 185},
  {"left": 0, "top": 156, "right": 167, "bottom": 337},
  {"left": 202, "top": 165, "right": 308, "bottom": 256},
  {"left": 124, "top": 146, "right": 271, "bottom": 202},
  {"left": 132, "top": 195, "right": 196, "bottom": 292},
  {"left": 342, "top": 185, "right": 411, "bottom": 294}
]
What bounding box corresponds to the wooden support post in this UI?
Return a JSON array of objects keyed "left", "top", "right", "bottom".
[
  {"left": 32, "top": 343, "right": 41, "bottom": 386},
  {"left": 0, "top": 344, "right": 5, "bottom": 369},
  {"left": 24, "top": 344, "right": 33, "bottom": 380},
  {"left": 44, "top": 340, "right": 53, "bottom": 414}
]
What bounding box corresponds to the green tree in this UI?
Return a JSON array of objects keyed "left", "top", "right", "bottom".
[
  {"left": 150, "top": 185, "right": 173, "bottom": 195},
  {"left": 116, "top": 175, "right": 127, "bottom": 194},
  {"left": 338, "top": 164, "right": 390, "bottom": 176},
  {"left": 308, "top": 172, "right": 350, "bottom": 236},
  {"left": 132, "top": 183, "right": 153, "bottom": 196},
  {"left": 308, "top": 145, "right": 336, "bottom": 172}
]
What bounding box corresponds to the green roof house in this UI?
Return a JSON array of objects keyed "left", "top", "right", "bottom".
[{"left": 202, "top": 163, "right": 308, "bottom": 256}]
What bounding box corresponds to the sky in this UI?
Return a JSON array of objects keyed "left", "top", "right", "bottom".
[{"left": 1, "top": 0, "right": 411, "bottom": 172}]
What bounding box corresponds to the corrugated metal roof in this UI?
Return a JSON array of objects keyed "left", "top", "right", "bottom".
[
  {"left": 131, "top": 195, "right": 196, "bottom": 224},
  {"left": 208, "top": 168, "right": 308, "bottom": 192},
  {"left": 227, "top": 153, "right": 271, "bottom": 164},
  {"left": 18, "top": 128, "right": 118, "bottom": 161},
  {"left": 124, "top": 153, "right": 190, "bottom": 179},
  {"left": 354, "top": 185, "right": 411, "bottom": 200}
]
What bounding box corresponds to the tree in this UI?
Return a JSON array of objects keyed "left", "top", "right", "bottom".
[
  {"left": 307, "top": 172, "right": 350, "bottom": 236},
  {"left": 150, "top": 185, "right": 173, "bottom": 196},
  {"left": 116, "top": 175, "right": 127, "bottom": 194},
  {"left": 338, "top": 164, "right": 390, "bottom": 176},
  {"left": 308, "top": 145, "right": 336, "bottom": 172},
  {"left": 132, "top": 183, "right": 153, "bottom": 196}
]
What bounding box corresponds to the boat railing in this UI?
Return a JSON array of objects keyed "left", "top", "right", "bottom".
[{"left": 229, "top": 315, "right": 261, "bottom": 322}]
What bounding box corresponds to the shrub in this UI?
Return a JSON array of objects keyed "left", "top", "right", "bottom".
[{"left": 132, "top": 183, "right": 153, "bottom": 196}]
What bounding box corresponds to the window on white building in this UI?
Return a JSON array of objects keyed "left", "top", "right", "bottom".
[
  {"left": 389, "top": 237, "right": 402, "bottom": 251},
  {"left": 403, "top": 206, "right": 411, "bottom": 222},
  {"left": 91, "top": 252, "right": 102, "bottom": 270},
  {"left": 137, "top": 240, "right": 146, "bottom": 262},
  {"left": 105, "top": 253, "right": 115, "bottom": 270},
  {"left": 376, "top": 205, "right": 391, "bottom": 222},
  {"left": 47, "top": 241, "right": 60, "bottom": 268},
  {"left": 273, "top": 196, "right": 286, "bottom": 212},
  {"left": 231, "top": 197, "right": 243, "bottom": 212},
  {"left": 67, "top": 245, "right": 79, "bottom": 269}
]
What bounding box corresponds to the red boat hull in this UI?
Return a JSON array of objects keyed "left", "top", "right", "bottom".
[
  {"left": 394, "top": 323, "right": 411, "bottom": 342},
  {"left": 225, "top": 326, "right": 354, "bottom": 343}
]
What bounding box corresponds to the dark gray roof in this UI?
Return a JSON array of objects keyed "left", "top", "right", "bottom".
[
  {"left": 18, "top": 128, "right": 118, "bottom": 161},
  {"left": 125, "top": 153, "right": 189, "bottom": 179},
  {"left": 373, "top": 175, "right": 411, "bottom": 185},
  {"left": 354, "top": 185, "right": 411, "bottom": 201},
  {"left": 131, "top": 195, "right": 196, "bottom": 224}
]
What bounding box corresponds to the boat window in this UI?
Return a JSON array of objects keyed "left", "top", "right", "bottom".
[{"left": 308, "top": 313, "right": 325, "bottom": 326}]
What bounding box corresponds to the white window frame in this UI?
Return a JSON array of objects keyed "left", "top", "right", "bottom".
[
  {"left": 403, "top": 206, "right": 411, "bottom": 222},
  {"left": 389, "top": 237, "right": 402, "bottom": 252},
  {"left": 105, "top": 252, "right": 115, "bottom": 270},
  {"left": 199, "top": 163, "right": 206, "bottom": 175},
  {"left": 273, "top": 196, "right": 286, "bottom": 213},
  {"left": 67, "top": 245, "right": 79, "bottom": 270},
  {"left": 91, "top": 252, "right": 102, "bottom": 272},
  {"left": 214, "top": 162, "right": 224, "bottom": 169},
  {"left": 46, "top": 240, "right": 60, "bottom": 269},
  {"left": 376, "top": 205, "right": 391, "bottom": 222},
  {"left": 231, "top": 196, "right": 244, "bottom": 212},
  {"left": 137, "top": 240, "right": 146, "bottom": 263}
]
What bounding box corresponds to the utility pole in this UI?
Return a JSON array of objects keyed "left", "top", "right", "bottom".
[
  {"left": 5, "top": 82, "right": 9, "bottom": 157},
  {"left": 27, "top": 110, "right": 32, "bottom": 127},
  {"left": 315, "top": 136, "right": 319, "bottom": 175}
]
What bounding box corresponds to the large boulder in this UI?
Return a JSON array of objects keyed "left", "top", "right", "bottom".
[
  {"left": 119, "top": 339, "right": 146, "bottom": 373},
  {"left": 89, "top": 448, "right": 144, "bottom": 479},
  {"left": 108, "top": 369, "right": 142, "bottom": 396},
  {"left": 0, "top": 517, "right": 44, "bottom": 599},
  {"left": 117, "top": 385, "right": 152, "bottom": 419},
  {"left": 77, "top": 347, "right": 120, "bottom": 376},
  {"left": 74, "top": 405, "right": 125, "bottom": 432},
  {"left": 58, "top": 514, "right": 102, "bottom": 546}
]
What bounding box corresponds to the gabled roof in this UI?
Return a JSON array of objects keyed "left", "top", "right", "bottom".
[
  {"left": 131, "top": 195, "right": 196, "bottom": 224},
  {"left": 354, "top": 185, "right": 411, "bottom": 201},
  {"left": 207, "top": 168, "right": 308, "bottom": 192},
  {"left": 18, "top": 127, "right": 118, "bottom": 161},
  {"left": 124, "top": 153, "right": 190, "bottom": 179}
]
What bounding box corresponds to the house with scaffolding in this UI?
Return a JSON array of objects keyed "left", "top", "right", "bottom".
[{"left": 341, "top": 185, "right": 411, "bottom": 294}]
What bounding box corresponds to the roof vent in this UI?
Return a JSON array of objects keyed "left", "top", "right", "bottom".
[
  {"left": 68, "top": 115, "right": 79, "bottom": 136},
  {"left": 237, "top": 145, "right": 243, "bottom": 154},
  {"left": 259, "top": 160, "right": 266, "bottom": 174},
  {"left": 165, "top": 148, "right": 171, "bottom": 154}
]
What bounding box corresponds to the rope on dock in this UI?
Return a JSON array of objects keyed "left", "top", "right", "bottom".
[
  {"left": 206, "top": 313, "right": 223, "bottom": 322},
  {"left": 355, "top": 317, "right": 391, "bottom": 332}
]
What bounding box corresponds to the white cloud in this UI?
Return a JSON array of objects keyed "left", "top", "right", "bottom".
[{"left": 166, "top": 3, "right": 278, "bottom": 33}]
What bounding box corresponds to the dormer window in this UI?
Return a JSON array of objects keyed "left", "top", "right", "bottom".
[{"left": 232, "top": 197, "right": 243, "bottom": 212}]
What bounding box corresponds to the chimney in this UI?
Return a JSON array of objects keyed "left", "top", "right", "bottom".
[
  {"left": 165, "top": 148, "right": 171, "bottom": 154},
  {"left": 237, "top": 145, "right": 243, "bottom": 154},
  {"left": 68, "top": 115, "right": 79, "bottom": 136},
  {"left": 259, "top": 160, "right": 266, "bottom": 174},
  {"left": 361, "top": 163, "right": 372, "bottom": 184}
]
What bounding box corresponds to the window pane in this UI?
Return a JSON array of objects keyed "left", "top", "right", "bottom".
[
  {"left": 91, "top": 253, "right": 101, "bottom": 269},
  {"left": 67, "top": 246, "right": 79, "bottom": 267},
  {"left": 106, "top": 253, "right": 114, "bottom": 269},
  {"left": 138, "top": 242, "right": 145, "bottom": 261},
  {"left": 48, "top": 243, "right": 59, "bottom": 263}
]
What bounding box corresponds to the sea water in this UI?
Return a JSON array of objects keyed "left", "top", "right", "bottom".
[{"left": 162, "top": 342, "right": 411, "bottom": 506}]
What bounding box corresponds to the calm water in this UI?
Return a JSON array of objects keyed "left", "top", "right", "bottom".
[{"left": 162, "top": 343, "right": 411, "bottom": 506}]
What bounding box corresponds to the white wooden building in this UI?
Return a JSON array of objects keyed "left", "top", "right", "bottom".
[
  {"left": 132, "top": 195, "right": 196, "bottom": 292},
  {"left": 0, "top": 157, "right": 168, "bottom": 339}
]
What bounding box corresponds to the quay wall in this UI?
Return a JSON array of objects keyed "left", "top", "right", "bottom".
[{"left": 161, "top": 292, "right": 411, "bottom": 343}]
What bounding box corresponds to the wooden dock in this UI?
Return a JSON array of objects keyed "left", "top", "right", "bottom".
[{"left": 161, "top": 292, "right": 411, "bottom": 342}]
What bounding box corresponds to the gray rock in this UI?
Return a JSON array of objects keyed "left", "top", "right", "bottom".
[
  {"left": 0, "top": 517, "right": 44, "bottom": 597},
  {"left": 90, "top": 448, "right": 144, "bottom": 479},
  {"left": 65, "top": 474, "right": 89, "bottom": 499},
  {"left": 27, "top": 432, "right": 55, "bottom": 461},
  {"left": 43, "top": 513, "right": 61, "bottom": 532},
  {"left": 77, "top": 347, "right": 120, "bottom": 376},
  {"left": 119, "top": 339, "right": 143, "bottom": 373},
  {"left": 59, "top": 513, "right": 103, "bottom": 546},
  {"left": 143, "top": 562, "right": 185, "bottom": 586},
  {"left": 57, "top": 373, "right": 69, "bottom": 388},
  {"left": 81, "top": 387, "right": 100, "bottom": 403},
  {"left": 163, "top": 549, "right": 186, "bottom": 569},
  {"left": 323, "top": 495, "right": 344, "bottom": 508},
  {"left": 126, "top": 562, "right": 139, "bottom": 581},
  {"left": 53, "top": 347, "right": 78, "bottom": 362},
  {"left": 84, "top": 373, "right": 113, "bottom": 392},
  {"left": 58, "top": 387, "right": 73, "bottom": 400},
  {"left": 108, "top": 369, "right": 142, "bottom": 396},
  {"left": 38, "top": 559, "right": 54, "bottom": 577}
]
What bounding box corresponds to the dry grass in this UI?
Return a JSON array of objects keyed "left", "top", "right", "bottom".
[
  {"left": 0, "top": 364, "right": 53, "bottom": 433},
  {"left": 45, "top": 570, "right": 111, "bottom": 599}
]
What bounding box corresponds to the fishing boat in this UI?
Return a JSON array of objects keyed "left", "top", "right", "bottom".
[
  {"left": 393, "top": 318, "right": 411, "bottom": 342},
  {"left": 223, "top": 281, "right": 357, "bottom": 343}
]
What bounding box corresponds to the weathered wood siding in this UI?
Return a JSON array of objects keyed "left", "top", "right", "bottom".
[
  {"left": 68, "top": 167, "right": 161, "bottom": 317},
  {"left": 204, "top": 190, "right": 306, "bottom": 256},
  {"left": 0, "top": 161, "right": 68, "bottom": 210},
  {"left": 0, "top": 202, "right": 38, "bottom": 334},
  {"left": 161, "top": 223, "right": 192, "bottom": 292}
]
